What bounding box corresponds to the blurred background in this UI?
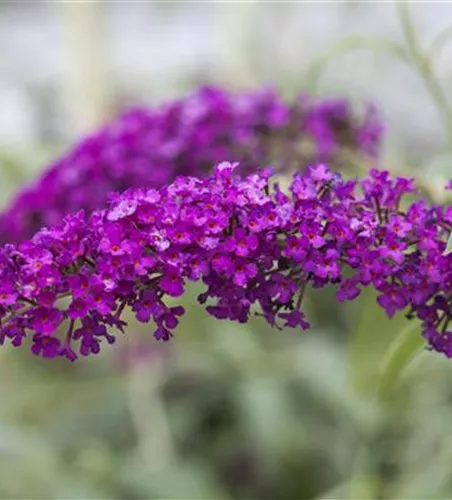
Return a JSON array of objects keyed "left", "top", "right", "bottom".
[{"left": 1, "top": 1, "right": 452, "bottom": 498}]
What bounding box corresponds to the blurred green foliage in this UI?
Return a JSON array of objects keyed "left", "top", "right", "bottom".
[{"left": 0, "top": 266, "right": 450, "bottom": 498}]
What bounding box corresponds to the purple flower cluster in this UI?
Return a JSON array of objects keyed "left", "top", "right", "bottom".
[
  {"left": 0, "top": 162, "right": 451, "bottom": 360},
  {"left": 0, "top": 86, "right": 382, "bottom": 243}
]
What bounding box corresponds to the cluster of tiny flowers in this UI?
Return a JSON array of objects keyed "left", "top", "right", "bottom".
[
  {"left": 0, "top": 162, "right": 451, "bottom": 360},
  {"left": 0, "top": 86, "right": 382, "bottom": 243}
]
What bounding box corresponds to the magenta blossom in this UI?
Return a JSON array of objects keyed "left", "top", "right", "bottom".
[
  {"left": 0, "top": 87, "right": 383, "bottom": 243},
  {"left": 0, "top": 163, "right": 450, "bottom": 361}
]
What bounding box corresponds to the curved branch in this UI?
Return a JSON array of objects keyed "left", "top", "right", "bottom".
[
  {"left": 428, "top": 24, "right": 452, "bottom": 64},
  {"left": 397, "top": 2, "right": 452, "bottom": 148},
  {"left": 306, "top": 36, "right": 410, "bottom": 93}
]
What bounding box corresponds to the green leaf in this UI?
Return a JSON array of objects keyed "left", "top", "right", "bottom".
[
  {"left": 348, "top": 474, "right": 380, "bottom": 500},
  {"left": 443, "top": 230, "right": 452, "bottom": 255},
  {"left": 347, "top": 289, "right": 421, "bottom": 395},
  {"left": 377, "top": 322, "right": 424, "bottom": 401}
]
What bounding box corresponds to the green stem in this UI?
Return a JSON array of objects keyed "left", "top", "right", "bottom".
[{"left": 397, "top": 2, "right": 452, "bottom": 149}]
